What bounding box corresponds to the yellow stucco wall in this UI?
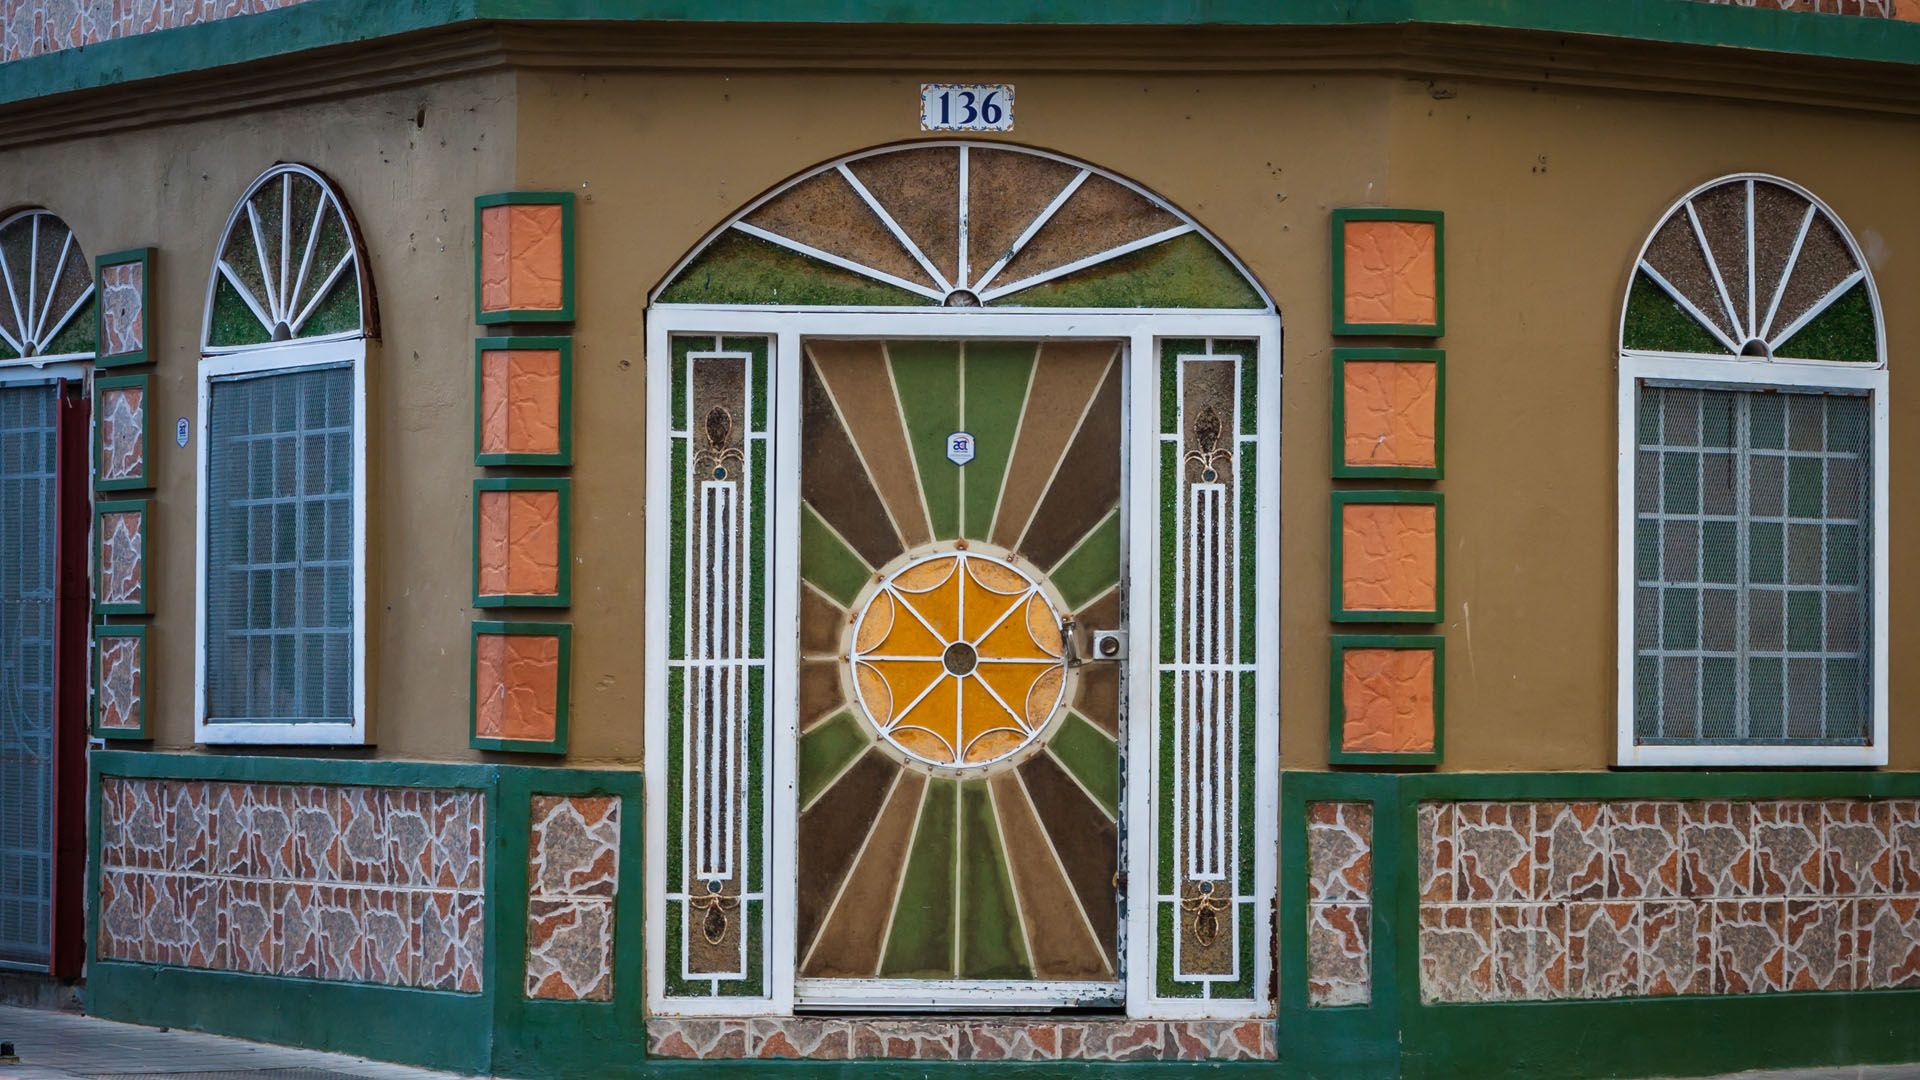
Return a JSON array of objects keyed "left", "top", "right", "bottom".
[{"left": 5, "top": 52, "right": 1916, "bottom": 771}]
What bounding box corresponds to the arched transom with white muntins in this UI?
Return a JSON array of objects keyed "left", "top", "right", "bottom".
[
  {"left": 1621, "top": 174, "right": 1883, "bottom": 366},
  {"left": 655, "top": 142, "right": 1269, "bottom": 310},
  {"left": 0, "top": 209, "right": 95, "bottom": 363},
  {"left": 203, "top": 163, "right": 376, "bottom": 353}
]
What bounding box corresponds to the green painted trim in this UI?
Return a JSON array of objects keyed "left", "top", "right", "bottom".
[
  {"left": 91, "top": 623, "right": 150, "bottom": 740},
  {"left": 1329, "top": 347, "right": 1444, "bottom": 480},
  {"left": 472, "top": 476, "right": 573, "bottom": 608},
  {"left": 91, "top": 372, "right": 152, "bottom": 491},
  {"left": 93, "top": 497, "right": 150, "bottom": 615},
  {"left": 1330, "top": 208, "right": 1446, "bottom": 339},
  {"left": 1326, "top": 634, "right": 1443, "bottom": 766},
  {"left": 474, "top": 335, "right": 574, "bottom": 466},
  {"left": 474, "top": 192, "right": 576, "bottom": 325},
  {"left": 469, "top": 620, "right": 572, "bottom": 754},
  {"left": 1328, "top": 490, "right": 1443, "bottom": 624},
  {"left": 92, "top": 247, "right": 154, "bottom": 369},
  {"left": 11, "top": 0, "right": 1920, "bottom": 111}
]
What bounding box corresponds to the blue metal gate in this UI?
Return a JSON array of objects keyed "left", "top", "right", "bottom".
[{"left": 0, "top": 383, "right": 58, "bottom": 968}]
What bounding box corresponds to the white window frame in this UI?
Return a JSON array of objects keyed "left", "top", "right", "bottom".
[
  {"left": 1616, "top": 177, "right": 1889, "bottom": 767},
  {"left": 194, "top": 337, "right": 369, "bottom": 746}
]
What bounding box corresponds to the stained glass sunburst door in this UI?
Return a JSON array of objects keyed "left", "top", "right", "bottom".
[{"left": 794, "top": 338, "right": 1125, "bottom": 1004}]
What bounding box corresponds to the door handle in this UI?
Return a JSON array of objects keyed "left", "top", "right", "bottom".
[{"left": 1060, "top": 617, "right": 1126, "bottom": 666}]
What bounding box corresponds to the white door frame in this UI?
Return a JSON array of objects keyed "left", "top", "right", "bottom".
[{"left": 644, "top": 304, "right": 1281, "bottom": 1019}]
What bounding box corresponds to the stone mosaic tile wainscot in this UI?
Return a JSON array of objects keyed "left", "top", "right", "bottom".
[
  {"left": 96, "top": 777, "right": 485, "bottom": 992},
  {"left": 648, "top": 1018, "right": 1275, "bottom": 1061},
  {"left": 1417, "top": 799, "right": 1920, "bottom": 1003},
  {"left": 1306, "top": 801, "right": 1372, "bottom": 1006},
  {"left": 525, "top": 794, "right": 619, "bottom": 1001}
]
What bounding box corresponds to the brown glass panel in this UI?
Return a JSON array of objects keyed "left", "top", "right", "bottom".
[
  {"left": 799, "top": 659, "right": 844, "bottom": 733},
  {"left": 1071, "top": 589, "right": 1123, "bottom": 736},
  {"left": 1018, "top": 360, "right": 1123, "bottom": 570},
  {"left": 1753, "top": 181, "right": 1813, "bottom": 328},
  {"left": 967, "top": 149, "right": 1080, "bottom": 285},
  {"left": 800, "top": 585, "right": 847, "bottom": 660},
  {"left": 846, "top": 147, "right": 960, "bottom": 287},
  {"left": 990, "top": 341, "right": 1117, "bottom": 549},
  {"left": 989, "top": 773, "right": 1112, "bottom": 979},
  {"left": 802, "top": 358, "right": 905, "bottom": 569},
  {"left": 992, "top": 174, "right": 1181, "bottom": 290},
  {"left": 807, "top": 340, "right": 933, "bottom": 547},
  {"left": 801, "top": 769, "right": 927, "bottom": 977},
  {"left": 1017, "top": 752, "right": 1118, "bottom": 964},
  {"left": 742, "top": 171, "right": 929, "bottom": 288},
  {"left": 797, "top": 750, "right": 900, "bottom": 958}
]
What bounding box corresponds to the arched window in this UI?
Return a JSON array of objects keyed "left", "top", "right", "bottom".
[
  {"left": 1617, "top": 174, "right": 1886, "bottom": 766},
  {"left": 195, "top": 164, "right": 374, "bottom": 746},
  {"left": 0, "top": 209, "right": 95, "bottom": 363}
]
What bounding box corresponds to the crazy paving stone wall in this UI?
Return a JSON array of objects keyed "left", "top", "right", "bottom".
[
  {"left": 96, "top": 777, "right": 485, "bottom": 991},
  {"left": 1417, "top": 799, "right": 1920, "bottom": 1002},
  {"left": 1691, "top": 0, "right": 1920, "bottom": 18},
  {"left": 1306, "top": 802, "right": 1373, "bottom": 1006},
  {"left": 2, "top": 1, "right": 315, "bottom": 61},
  {"left": 525, "top": 794, "right": 620, "bottom": 1000}
]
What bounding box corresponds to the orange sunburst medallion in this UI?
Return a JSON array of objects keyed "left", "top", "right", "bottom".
[{"left": 848, "top": 549, "right": 1069, "bottom": 771}]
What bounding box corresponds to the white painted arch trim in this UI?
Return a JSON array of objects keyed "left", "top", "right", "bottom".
[
  {"left": 1616, "top": 172, "right": 1887, "bottom": 370},
  {"left": 193, "top": 336, "right": 370, "bottom": 747},
  {"left": 1613, "top": 352, "right": 1889, "bottom": 768},
  {"left": 643, "top": 306, "right": 1280, "bottom": 1020},
  {"left": 199, "top": 163, "right": 375, "bottom": 355},
  {"left": 647, "top": 139, "right": 1274, "bottom": 314}
]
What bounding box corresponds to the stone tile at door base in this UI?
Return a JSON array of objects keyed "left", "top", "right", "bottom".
[
  {"left": 1419, "top": 905, "right": 1494, "bottom": 1002},
  {"left": 1713, "top": 900, "right": 1787, "bottom": 994},
  {"left": 1491, "top": 904, "right": 1568, "bottom": 1000},
  {"left": 1454, "top": 803, "right": 1533, "bottom": 902},
  {"left": 1824, "top": 800, "right": 1893, "bottom": 896},
  {"left": 1567, "top": 901, "right": 1641, "bottom": 998},
  {"left": 1534, "top": 802, "right": 1608, "bottom": 900},
  {"left": 1605, "top": 801, "right": 1682, "bottom": 900},
  {"left": 1307, "top": 902, "right": 1371, "bottom": 1006},
  {"left": 1855, "top": 896, "right": 1920, "bottom": 989},
  {"left": 1752, "top": 801, "right": 1824, "bottom": 896},
  {"left": 1785, "top": 899, "right": 1856, "bottom": 991},
  {"left": 1639, "top": 901, "right": 1712, "bottom": 995},
  {"left": 1306, "top": 801, "right": 1373, "bottom": 902},
  {"left": 648, "top": 1018, "right": 1276, "bottom": 1061}
]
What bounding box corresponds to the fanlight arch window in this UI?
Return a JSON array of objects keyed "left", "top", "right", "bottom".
[
  {"left": 1621, "top": 174, "right": 1883, "bottom": 366},
  {"left": 1617, "top": 174, "right": 1887, "bottom": 769},
  {"left": 195, "top": 164, "right": 372, "bottom": 747},
  {"left": 654, "top": 142, "right": 1270, "bottom": 311},
  {"left": 0, "top": 209, "right": 95, "bottom": 363},
  {"left": 202, "top": 163, "right": 374, "bottom": 352}
]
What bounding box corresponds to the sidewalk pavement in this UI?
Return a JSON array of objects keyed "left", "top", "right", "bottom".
[
  {"left": 1, "top": 1003, "right": 1918, "bottom": 1079},
  {"left": 0, "top": 1005, "right": 458, "bottom": 1080}
]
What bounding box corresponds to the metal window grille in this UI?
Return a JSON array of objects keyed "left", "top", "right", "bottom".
[
  {"left": 1634, "top": 383, "right": 1872, "bottom": 745},
  {"left": 204, "top": 366, "right": 354, "bottom": 724},
  {"left": 0, "top": 384, "right": 57, "bottom": 966}
]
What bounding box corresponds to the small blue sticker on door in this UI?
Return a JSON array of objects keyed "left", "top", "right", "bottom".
[{"left": 945, "top": 431, "right": 975, "bottom": 466}]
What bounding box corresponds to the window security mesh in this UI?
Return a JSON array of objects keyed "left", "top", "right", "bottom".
[
  {"left": 1634, "top": 383, "right": 1871, "bottom": 745},
  {"left": 205, "top": 366, "right": 354, "bottom": 724},
  {"left": 0, "top": 384, "right": 56, "bottom": 966}
]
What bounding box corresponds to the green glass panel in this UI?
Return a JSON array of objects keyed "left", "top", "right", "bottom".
[
  {"left": 747, "top": 666, "right": 765, "bottom": 895},
  {"left": 799, "top": 503, "right": 872, "bottom": 608},
  {"left": 1702, "top": 657, "right": 1735, "bottom": 733},
  {"left": 1633, "top": 656, "right": 1658, "bottom": 740},
  {"left": 1237, "top": 447, "right": 1256, "bottom": 664},
  {"left": 1049, "top": 509, "right": 1121, "bottom": 608},
  {"left": 1238, "top": 668, "right": 1256, "bottom": 896},
  {"left": 1826, "top": 658, "right": 1864, "bottom": 739},
  {"left": 1635, "top": 520, "right": 1659, "bottom": 582},
  {"left": 959, "top": 341, "right": 1035, "bottom": 541},
  {"left": 665, "top": 666, "right": 686, "bottom": 894},
  {"left": 1788, "top": 457, "right": 1823, "bottom": 517},
  {"left": 668, "top": 439, "right": 688, "bottom": 660},
  {"left": 297, "top": 272, "right": 359, "bottom": 338},
  {"left": 659, "top": 230, "right": 926, "bottom": 307},
  {"left": 798, "top": 711, "right": 869, "bottom": 808},
  {"left": 662, "top": 903, "right": 700, "bottom": 997},
  {"left": 1702, "top": 521, "right": 1737, "bottom": 584},
  {"left": 1748, "top": 657, "right": 1784, "bottom": 740},
  {"left": 881, "top": 778, "right": 958, "bottom": 978},
  {"left": 1160, "top": 339, "right": 1199, "bottom": 435},
  {"left": 1157, "top": 671, "right": 1175, "bottom": 894},
  {"left": 1827, "top": 524, "right": 1861, "bottom": 586},
  {"left": 720, "top": 336, "right": 771, "bottom": 432},
  {"left": 1621, "top": 270, "right": 1729, "bottom": 354},
  {"left": 42, "top": 294, "right": 95, "bottom": 356},
  {"left": 1775, "top": 281, "right": 1876, "bottom": 363},
  {"left": 1217, "top": 902, "right": 1257, "bottom": 1000},
  {"left": 1048, "top": 712, "right": 1118, "bottom": 818},
  {"left": 1159, "top": 442, "right": 1177, "bottom": 664},
  {"left": 717, "top": 898, "right": 766, "bottom": 996},
  {"left": 749, "top": 440, "right": 768, "bottom": 659},
  {"left": 1787, "top": 591, "right": 1822, "bottom": 651},
  {"left": 1662, "top": 588, "right": 1698, "bottom": 649},
  {"left": 1226, "top": 341, "right": 1259, "bottom": 435},
  {"left": 1154, "top": 903, "right": 1203, "bottom": 998},
  {"left": 958, "top": 782, "right": 1030, "bottom": 979},
  {"left": 1750, "top": 395, "right": 1785, "bottom": 450},
  {"left": 889, "top": 340, "right": 962, "bottom": 541},
  {"left": 991, "top": 232, "right": 1264, "bottom": 310},
  {"left": 1662, "top": 452, "right": 1698, "bottom": 514},
  {"left": 1750, "top": 522, "right": 1783, "bottom": 585},
  {"left": 209, "top": 276, "right": 271, "bottom": 347}
]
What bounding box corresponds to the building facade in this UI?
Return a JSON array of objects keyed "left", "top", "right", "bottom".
[{"left": 1, "top": 1, "right": 1919, "bottom": 1076}]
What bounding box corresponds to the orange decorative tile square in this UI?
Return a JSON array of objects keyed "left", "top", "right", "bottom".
[
  {"left": 1331, "top": 637, "right": 1441, "bottom": 763},
  {"left": 1333, "top": 349, "right": 1443, "bottom": 478},
  {"left": 473, "top": 479, "right": 570, "bottom": 606},
  {"left": 1333, "top": 209, "right": 1444, "bottom": 336},
  {"left": 476, "top": 337, "right": 570, "bottom": 464},
  {"left": 470, "top": 622, "right": 570, "bottom": 753},
  {"left": 1333, "top": 492, "right": 1442, "bottom": 622},
  {"left": 475, "top": 193, "right": 573, "bottom": 322}
]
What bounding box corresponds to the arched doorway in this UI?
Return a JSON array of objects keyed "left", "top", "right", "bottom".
[{"left": 644, "top": 142, "right": 1280, "bottom": 1018}]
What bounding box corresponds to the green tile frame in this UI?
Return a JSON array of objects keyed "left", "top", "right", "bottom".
[
  {"left": 94, "top": 498, "right": 150, "bottom": 615},
  {"left": 1329, "top": 490, "right": 1443, "bottom": 623},
  {"left": 1327, "top": 634, "right": 1443, "bottom": 767},
  {"left": 91, "top": 624, "right": 150, "bottom": 740},
  {"left": 1330, "top": 208, "right": 1446, "bottom": 338},
  {"left": 473, "top": 192, "right": 576, "bottom": 325},
  {"left": 1280, "top": 769, "right": 1920, "bottom": 1080},
  {"left": 1330, "top": 347, "right": 1444, "bottom": 480},
  {"left": 86, "top": 750, "right": 645, "bottom": 1080},
  {"left": 473, "top": 335, "right": 573, "bottom": 466},
  {"left": 469, "top": 620, "right": 571, "bottom": 755},
  {"left": 92, "top": 372, "right": 152, "bottom": 491},
  {"left": 471, "top": 477, "right": 573, "bottom": 608},
  {"left": 93, "top": 247, "right": 154, "bottom": 368}
]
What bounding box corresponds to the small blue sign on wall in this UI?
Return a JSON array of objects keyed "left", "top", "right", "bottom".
[
  {"left": 176, "top": 418, "right": 190, "bottom": 447},
  {"left": 945, "top": 431, "right": 975, "bottom": 466}
]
